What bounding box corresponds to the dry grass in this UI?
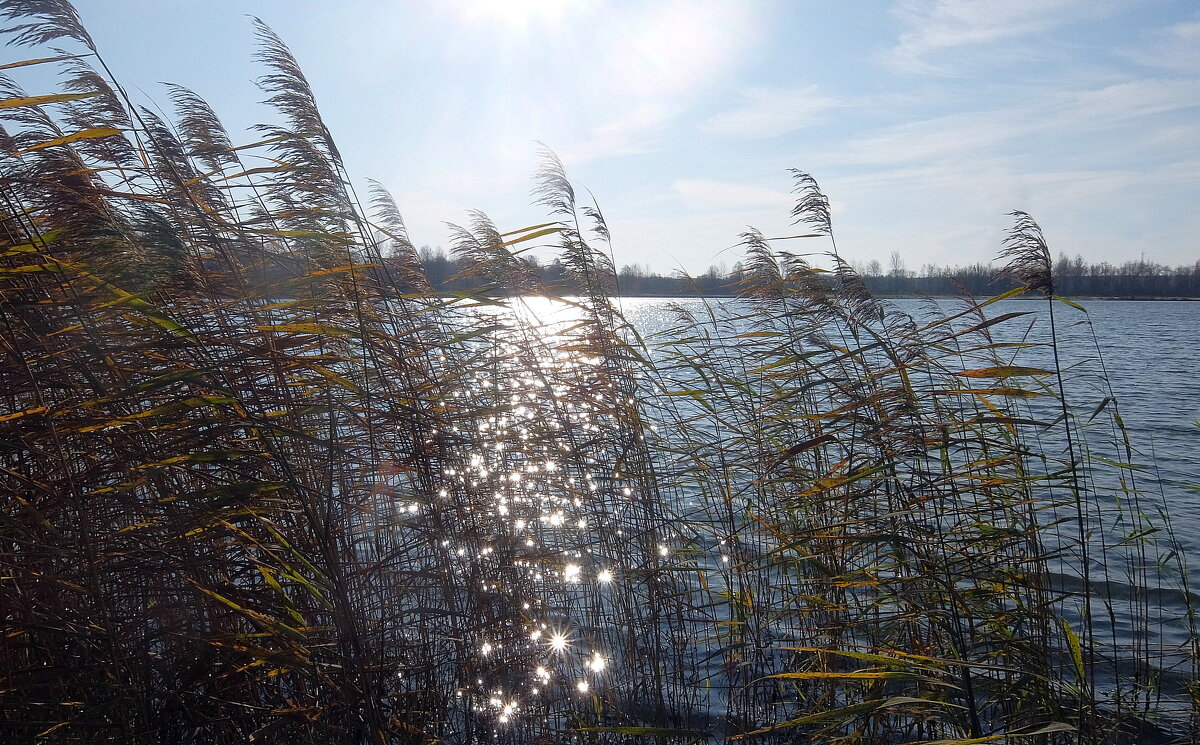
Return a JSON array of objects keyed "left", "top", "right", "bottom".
[{"left": 0, "top": 2, "right": 1195, "bottom": 742}]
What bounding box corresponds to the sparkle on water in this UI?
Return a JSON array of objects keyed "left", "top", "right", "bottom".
[
  {"left": 411, "top": 296, "right": 708, "bottom": 733},
  {"left": 377, "top": 293, "right": 1196, "bottom": 737}
]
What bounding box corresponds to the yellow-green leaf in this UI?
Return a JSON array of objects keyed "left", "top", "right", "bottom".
[
  {"left": 769, "top": 670, "right": 915, "bottom": 680},
  {"left": 1062, "top": 618, "right": 1085, "bottom": 681},
  {"left": 0, "top": 55, "right": 81, "bottom": 70},
  {"left": 498, "top": 226, "right": 562, "bottom": 247},
  {"left": 252, "top": 322, "right": 354, "bottom": 336},
  {"left": 253, "top": 228, "right": 356, "bottom": 245},
  {"left": 978, "top": 286, "right": 1028, "bottom": 306},
  {"left": 1053, "top": 294, "right": 1087, "bottom": 311},
  {"left": 0, "top": 91, "right": 98, "bottom": 108},
  {"left": 15, "top": 127, "right": 123, "bottom": 154},
  {"left": 311, "top": 364, "right": 363, "bottom": 393},
  {"left": 499, "top": 221, "right": 561, "bottom": 238},
  {"left": 0, "top": 406, "right": 48, "bottom": 423},
  {"left": 932, "top": 387, "right": 1045, "bottom": 398},
  {"left": 141, "top": 449, "right": 260, "bottom": 468},
  {"left": 0, "top": 263, "right": 60, "bottom": 274}
]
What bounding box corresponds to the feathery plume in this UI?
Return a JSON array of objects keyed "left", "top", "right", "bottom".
[
  {"left": 0, "top": 0, "right": 94, "bottom": 50},
  {"left": 789, "top": 169, "right": 831, "bottom": 236},
  {"left": 999, "top": 210, "right": 1054, "bottom": 295},
  {"left": 532, "top": 144, "right": 575, "bottom": 218}
]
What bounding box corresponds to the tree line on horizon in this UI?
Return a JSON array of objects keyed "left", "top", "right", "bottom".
[{"left": 400, "top": 245, "right": 1200, "bottom": 298}]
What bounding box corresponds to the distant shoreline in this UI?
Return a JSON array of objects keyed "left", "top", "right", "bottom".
[{"left": 598, "top": 293, "right": 1200, "bottom": 301}]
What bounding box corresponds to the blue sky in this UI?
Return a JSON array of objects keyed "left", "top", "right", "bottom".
[{"left": 24, "top": 1, "right": 1200, "bottom": 274}]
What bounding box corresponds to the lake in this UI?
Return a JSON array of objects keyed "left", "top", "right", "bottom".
[
  {"left": 605, "top": 294, "right": 1200, "bottom": 723},
  {"left": 618, "top": 296, "right": 1200, "bottom": 561}
]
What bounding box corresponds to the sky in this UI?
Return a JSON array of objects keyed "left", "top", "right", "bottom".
[{"left": 12, "top": 0, "right": 1199, "bottom": 275}]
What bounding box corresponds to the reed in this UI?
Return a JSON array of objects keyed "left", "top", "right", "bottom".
[{"left": 0, "top": 2, "right": 1194, "bottom": 742}]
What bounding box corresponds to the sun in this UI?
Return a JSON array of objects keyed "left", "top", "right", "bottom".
[{"left": 460, "top": 0, "right": 577, "bottom": 30}]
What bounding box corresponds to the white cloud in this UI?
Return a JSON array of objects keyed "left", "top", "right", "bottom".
[
  {"left": 829, "top": 74, "right": 1200, "bottom": 167},
  {"left": 701, "top": 85, "right": 840, "bottom": 138},
  {"left": 561, "top": 103, "right": 678, "bottom": 164},
  {"left": 1057, "top": 78, "right": 1200, "bottom": 123},
  {"left": 887, "top": 0, "right": 1106, "bottom": 73},
  {"left": 835, "top": 111, "right": 1021, "bottom": 165},
  {"left": 672, "top": 178, "right": 794, "bottom": 210},
  {"left": 1121, "top": 16, "right": 1200, "bottom": 73},
  {"left": 812, "top": 148, "right": 1199, "bottom": 270}
]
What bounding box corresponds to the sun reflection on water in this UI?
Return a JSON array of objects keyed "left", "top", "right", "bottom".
[{"left": 386, "top": 295, "right": 700, "bottom": 734}]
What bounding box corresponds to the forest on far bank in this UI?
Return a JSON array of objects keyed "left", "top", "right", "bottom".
[{"left": 400, "top": 246, "right": 1200, "bottom": 298}]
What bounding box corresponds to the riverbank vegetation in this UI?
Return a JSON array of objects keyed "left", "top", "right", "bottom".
[
  {"left": 411, "top": 249, "right": 1200, "bottom": 299},
  {"left": 1, "top": 3, "right": 1196, "bottom": 743}
]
